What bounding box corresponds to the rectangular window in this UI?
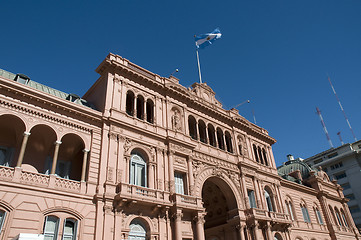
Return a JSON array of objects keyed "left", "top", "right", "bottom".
[
  {"left": 334, "top": 172, "right": 347, "bottom": 180},
  {"left": 328, "top": 152, "right": 338, "bottom": 158},
  {"left": 247, "top": 190, "right": 257, "bottom": 208},
  {"left": 345, "top": 194, "right": 355, "bottom": 200},
  {"left": 349, "top": 205, "right": 361, "bottom": 214},
  {"left": 341, "top": 183, "right": 351, "bottom": 190},
  {"left": 174, "top": 172, "right": 186, "bottom": 195},
  {"left": 314, "top": 159, "right": 323, "bottom": 164}
]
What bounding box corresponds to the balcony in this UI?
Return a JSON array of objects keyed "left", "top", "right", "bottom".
[
  {"left": 0, "top": 165, "right": 85, "bottom": 194},
  {"left": 116, "top": 183, "right": 171, "bottom": 207},
  {"left": 245, "top": 208, "right": 292, "bottom": 226},
  {"left": 172, "top": 193, "right": 201, "bottom": 209}
]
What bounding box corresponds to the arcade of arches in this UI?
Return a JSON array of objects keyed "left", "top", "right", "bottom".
[{"left": 0, "top": 114, "right": 89, "bottom": 181}]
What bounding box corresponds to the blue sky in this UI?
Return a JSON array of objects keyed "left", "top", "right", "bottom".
[{"left": 1, "top": 0, "right": 361, "bottom": 166}]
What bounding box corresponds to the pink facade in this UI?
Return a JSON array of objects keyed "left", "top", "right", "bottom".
[{"left": 0, "top": 53, "right": 359, "bottom": 240}]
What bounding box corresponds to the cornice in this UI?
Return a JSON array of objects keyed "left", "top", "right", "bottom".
[
  {"left": 101, "top": 53, "right": 276, "bottom": 145},
  {"left": 0, "top": 76, "right": 102, "bottom": 126},
  {"left": 0, "top": 97, "right": 95, "bottom": 133}
]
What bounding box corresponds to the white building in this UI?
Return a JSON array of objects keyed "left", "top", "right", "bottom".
[{"left": 303, "top": 140, "right": 361, "bottom": 229}]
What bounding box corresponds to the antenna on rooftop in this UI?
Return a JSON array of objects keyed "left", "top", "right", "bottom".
[
  {"left": 169, "top": 69, "right": 179, "bottom": 77},
  {"left": 327, "top": 76, "right": 357, "bottom": 142},
  {"left": 316, "top": 107, "right": 334, "bottom": 148},
  {"left": 337, "top": 131, "right": 344, "bottom": 145},
  {"left": 233, "top": 99, "right": 250, "bottom": 109},
  {"left": 252, "top": 109, "right": 257, "bottom": 124}
]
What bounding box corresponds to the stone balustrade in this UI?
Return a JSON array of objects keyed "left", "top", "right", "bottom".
[{"left": 0, "top": 165, "right": 84, "bottom": 194}]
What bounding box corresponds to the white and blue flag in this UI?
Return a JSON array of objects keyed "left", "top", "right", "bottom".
[{"left": 195, "top": 28, "right": 222, "bottom": 49}]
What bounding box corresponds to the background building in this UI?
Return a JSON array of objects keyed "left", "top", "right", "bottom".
[
  {"left": 303, "top": 141, "right": 361, "bottom": 229},
  {"left": 0, "top": 54, "right": 360, "bottom": 240}
]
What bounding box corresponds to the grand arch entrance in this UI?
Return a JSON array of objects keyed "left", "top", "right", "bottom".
[{"left": 201, "top": 177, "right": 240, "bottom": 240}]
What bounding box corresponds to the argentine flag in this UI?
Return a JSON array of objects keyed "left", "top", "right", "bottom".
[{"left": 195, "top": 28, "right": 222, "bottom": 49}]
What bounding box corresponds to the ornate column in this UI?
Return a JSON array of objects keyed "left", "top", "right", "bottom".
[
  {"left": 195, "top": 212, "right": 206, "bottom": 240},
  {"left": 257, "top": 180, "right": 266, "bottom": 209},
  {"left": 156, "top": 148, "right": 164, "bottom": 191},
  {"left": 16, "top": 132, "right": 31, "bottom": 167},
  {"left": 168, "top": 150, "right": 175, "bottom": 194},
  {"left": 133, "top": 95, "right": 137, "bottom": 117},
  {"left": 50, "top": 141, "right": 62, "bottom": 175},
  {"left": 187, "top": 156, "right": 194, "bottom": 194},
  {"left": 173, "top": 209, "right": 183, "bottom": 240},
  {"left": 253, "top": 221, "right": 260, "bottom": 240},
  {"left": 240, "top": 172, "right": 250, "bottom": 208},
  {"left": 143, "top": 98, "right": 147, "bottom": 120},
  {"left": 149, "top": 163, "right": 155, "bottom": 189},
  {"left": 112, "top": 76, "right": 122, "bottom": 110},
  {"left": 266, "top": 221, "right": 273, "bottom": 240},
  {"left": 117, "top": 136, "right": 126, "bottom": 184},
  {"left": 205, "top": 125, "right": 209, "bottom": 144},
  {"left": 124, "top": 155, "right": 130, "bottom": 184},
  {"left": 81, "top": 149, "right": 90, "bottom": 182},
  {"left": 253, "top": 177, "right": 262, "bottom": 209}
]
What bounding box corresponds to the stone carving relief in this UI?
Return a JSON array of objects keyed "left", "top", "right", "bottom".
[
  {"left": 237, "top": 134, "right": 248, "bottom": 157},
  {"left": 124, "top": 138, "right": 132, "bottom": 153},
  {"left": 171, "top": 108, "right": 182, "bottom": 131}
]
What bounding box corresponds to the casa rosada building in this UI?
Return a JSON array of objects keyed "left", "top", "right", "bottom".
[{"left": 0, "top": 53, "right": 359, "bottom": 240}]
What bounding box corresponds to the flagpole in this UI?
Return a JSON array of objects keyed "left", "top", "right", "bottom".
[{"left": 196, "top": 48, "right": 203, "bottom": 83}]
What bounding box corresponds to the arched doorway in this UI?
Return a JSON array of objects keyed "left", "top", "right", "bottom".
[
  {"left": 202, "top": 177, "right": 239, "bottom": 240},
  {"left": 129, "top": 218, "right": 147, "bottom": 240}
]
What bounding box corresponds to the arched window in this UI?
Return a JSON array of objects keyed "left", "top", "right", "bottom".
[
  {"left": 301, "top": 204, "right": 311, "bottom": 223},
  {"left": 253, "top": 145, "right": 259, "bottom": 162},
  {"left": 274, "top": 233, "right": 283, "bottom": 240},
  {"left": 335, "top": 207, "right": 343, "bottom": 226},
  {"left": 188, "top": 116, "right": 197, "bottom": 140},
  {"left": 207, "top": 124, "right": 216, "bottom": 147},
  {"left": 285, "top": 201, "right": 295, "bottom": 220},
  {"left": 314, "top": 207, "right": 323, "bottom": 225},
  {"left": 130, "top": 153, "right": 147, "bottom": 187},
  {"left": 216, "top": 128, "right": 225, "bottom": 150},
  {"left": 136, "top": 95, "right": 145, "bottom": 120},
  {"left": 225, "top": 131, "right": 233, "bottom": 153},
  {"left": 43, "top": 215, "right": 78, "bottom": 240},
  {"left": 44, "top": 216, "right": 60, "bottom": 240},
  {"left": 262, "top": 148, "right": 268, "bottom": 166},
  {"left": 146, "top": 99, "right": 154, "bottom": 123},
  {"left": 198, "top": 120, "right": 207, "bottom": 144},
  {"left": 329, "top": 205, "right": 337, "bottom": 225},
  {"left": 264, "top": 189, "right": 274, "bottom": 212},
  {"left": 340, "top": 209, "right": 348, "bottom": 227},
  {"left": 129, "top": 219, "right": 147, "bottom": 240},
  {"left": 258, "top": 147, "right": 264, "bottom": 164},
  {"left": 63, "top": 218, "right": 78, "bottom": 240},
  {"left": 126, "top": 91, "right": 135, "bottom": 116}
]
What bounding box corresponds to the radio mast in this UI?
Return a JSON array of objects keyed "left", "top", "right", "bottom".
[
  {"left": 316, "top": 107, "right": 334, "bottom": 148},
  {"left": 328, "top": 76, "right": 357, "bottom": 141}
]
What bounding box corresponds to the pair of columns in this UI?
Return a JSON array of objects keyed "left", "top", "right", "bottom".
[{"left": 15, "top": 131, "right": 89, "bottom": 181}]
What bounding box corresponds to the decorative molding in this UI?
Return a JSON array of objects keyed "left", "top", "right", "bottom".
[{"left": 0, "top": 98, "right": 94, "bottom": 133}]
